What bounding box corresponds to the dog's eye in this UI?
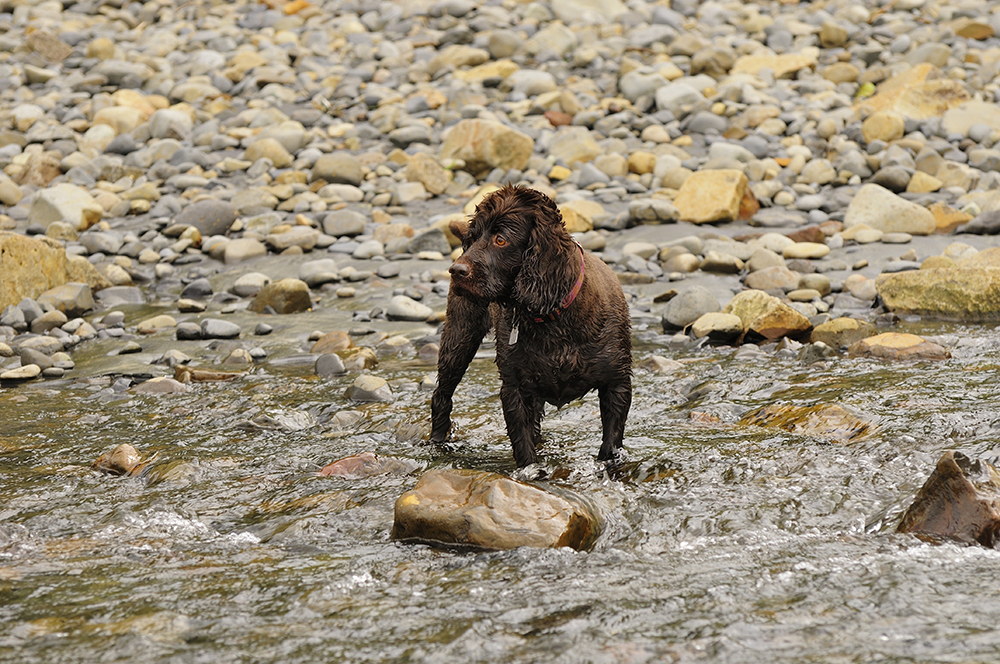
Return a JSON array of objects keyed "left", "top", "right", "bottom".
[{"left": 494, "top": 235, "right": 507, "bottom": 247}]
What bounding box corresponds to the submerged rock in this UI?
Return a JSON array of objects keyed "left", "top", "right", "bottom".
[
  {"left": 739, "top": 403, "right": 873, "bottom": 443},
  {"left": 318, "top": 452, "right": 421, "bottom": 479},
  {"left": 897, "top": 451, "right": 1000, "bottom": 547},
  {"left": 392, "top": 468, "right": 601, "bottom": 551},
  {"left": 92, "top": 443, "right": 153, "bottom": 476},
  {"left": 847, "top": 332, "right": 950, "bottom": 361}
]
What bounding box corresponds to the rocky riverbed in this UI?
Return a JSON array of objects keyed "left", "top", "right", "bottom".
[{"left": 6, "top": 0, "right": 1000, "bottom": 661}]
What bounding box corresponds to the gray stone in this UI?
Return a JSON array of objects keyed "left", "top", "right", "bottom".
[
  {"left": 386, "top": 295, "right": 433, "bottom": 322},
  {"left": 200, "top": 319, "right": 241, "bottom": 339},
  {"left": 345, "top": 374, "right": 393, "bottom": 402},
  {"left": 175, "top": 200, "right": 238, "bottom": 236},
  {"left": 409, "top": 228, "right": 451, "bottom": 255},
  {"left": 662, "top": 286, "right": 721, "bottom": 329},
  {"left": 316, "top": 353, "right": 346, "bottom": 376},
  {"left": 232, "top": 272, "right": 271, "bottom": 297},
  {"left": 322, "top": 210, "right": 367, "bottom": 237},
  {"left": 312, "top": 153, "right": 363, "bottom": 185},
  {"left": 299, "top": 259, "right": 339, "bottom": 287},
  {"left": 95, "top": 286, "right": 144, "bottom": 307}
]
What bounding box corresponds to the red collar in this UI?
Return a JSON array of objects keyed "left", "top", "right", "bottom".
[{"left": 530, "top": 242, "right": 585, "bottom": 323}]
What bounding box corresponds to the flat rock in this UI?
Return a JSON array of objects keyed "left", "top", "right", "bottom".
[
  {"left": 29, "top": 183, "right": 103, "bottom": 231},
  {"left": 810, "top": 317, "right": 877, "bottom": 349},
  {"left": 392, "top": 468, "right": 601, "bottom": 551},
  {"left": 690, "top": 312, "right": 743, "bottom": 341},
  {"left": 739, "top": 403, "right": 873, "bottom": 443},
  {"left": 847, "top": 332, "right": 950, "bottom": 360}
]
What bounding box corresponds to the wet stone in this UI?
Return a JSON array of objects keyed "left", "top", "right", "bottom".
[
  {"left": 200, "top": 319, "right": 241, "bottom": 340},
  {"left": 345, "top": 374, "right": 393, "bottom": 402}
]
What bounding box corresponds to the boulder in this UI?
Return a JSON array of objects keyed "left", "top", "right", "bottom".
[
  {"left": 0, "top": 232, "right": 69, "bottom": 310},
  {"left": 739, "top": 403, "right": 873, "bottom": 443},
  {"left": 392, "top": 468, "right": 601, "bottom": 551},
  {"left": 897, "top": 451, "right": 1000, "bottom": 547},
  {"left": 847, "top": 332, "right": 950, "bottom": 360},
  {"left": 843, "top": 184, "right": 935, "bottom": 235},
  {"left": 439, "top": 120, "right": 533, "bottom": 177},
  {"left": 247, "top": 278, "right": 312, "bottom": 314},
  {"left": 875, "top": 268, "right": 1000, "bottom": 322},
  {"left": 723, "top": 289, "right": 813, "bottom": 341},
  {"left": 673, "top": 169, "right": 749, "bottom": 223}
]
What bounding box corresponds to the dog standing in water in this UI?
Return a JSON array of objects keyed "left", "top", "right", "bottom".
[{"left": 431, "top": 185, "right": 632, "bottom": 468}]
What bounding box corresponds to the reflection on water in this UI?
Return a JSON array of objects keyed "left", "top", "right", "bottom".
[{"left": 3, "top": 322, "right": 1000, "bottom": 663}]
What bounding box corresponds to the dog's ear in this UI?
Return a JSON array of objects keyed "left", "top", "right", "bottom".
[
  {"left": 449, "top": 218, "right": 470, "bottom": 242},
  {"left": 514, "top": 203, "right": 576, "bottom": 314}
]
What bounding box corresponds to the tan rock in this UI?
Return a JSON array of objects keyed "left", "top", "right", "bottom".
[
  {"left": 810, "top": 317, "right": 877, "bottom": 348},
  {"left": 559, "top": 206, "right": 593, "bottom": 233},
  {"left": 440, "top": 120, "right": 534, "bottom": 177},
  {"left": 92, "top": 106, "right": 146, "bottom": 135},
  {"left": 855, "top": 63, "right": 971, "bottom": 120},
  {"left": 311, "top": 330, "right": 354, "bottom": 354},
  {"left": 848, "top": 332, "right": 950, "bottom": 360},
  {"left": 723, "top": 289, "right": 812, "bottom": 341},
  {"left": 86, "top": 37, "right": 116, "bottom": 60},
  {"left": 740, "top": 403, "right": 873, "bottom": 443},
  {"left": 823, "top": 62, "right": 860, "bottom": 84},
  {"left": 453, "top": 59, "right": 519, "bottom": 83},
  {"left": 405, "top": 153, "right": 451, "bottom": 196},
  {"left": 876, "top": 267, "right": 1000, "bottom": 322},
  {"left": 929, "top": 202, "right": 972, "bottom": 233},
  {"left": 66, "top": 256, "right": 113, "bottom": 292},
  {"left": 907, "top": 171, "right": 943, "bottom": 194},
  {"left": 628, "top": 151, "right": 657, "bottom": 175},
  {"left": 29, "top": 183, "right": 103, "bottom": 231},
  {"left": 942, "top": 101, "right": 1000, "bottom": 135},
  {"left": 921, "top": 255, "right": 956, "bottom": 270},
  {"left": 673, "top": 169, "right": 749, "bottom": 223},
  {"left": 547, "top": 126, "right": 602, "bottom": 166},
  {"left": 843, "top": 184, "right": 935, "bottom": 235},
  {"left": 247, "top": 278, "right": 312, "bottom": 314},
  {"left": 862, "top": 110, "right": 905, "bottom": 143},
  {"left": 0, "top": 232, "right": 69, "bottom": 309},
  {"left": 392, "top": 468, "right": 601, "bottom": 551},
  {"left": 732, "top": 47, "right": 819, "bottom": 78}
]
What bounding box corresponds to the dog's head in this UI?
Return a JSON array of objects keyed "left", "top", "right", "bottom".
[{"left": 448, "top": 185, "right": 577, "bottom": 313}]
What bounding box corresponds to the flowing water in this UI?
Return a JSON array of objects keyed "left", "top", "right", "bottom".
[{"left": 3, "top": 320, "right": 1000, "bottom": 663}]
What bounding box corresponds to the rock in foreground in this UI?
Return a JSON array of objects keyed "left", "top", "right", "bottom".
[
  {"left": 392, "top": 468, "right": 600, "bottom": 551},
  {"left": 897, "top": 451, "right": 1000, "bottom": 547}
]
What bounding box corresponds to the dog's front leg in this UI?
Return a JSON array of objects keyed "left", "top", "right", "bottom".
[
  {"left": 500, "top": 383, "right": 540, "bottom": 467},
  {"left": 597, "top": 380, "right": 632, "bottom": 462},
  {"left": 430, "top": 295, "right": 491, "bottom": 443}
]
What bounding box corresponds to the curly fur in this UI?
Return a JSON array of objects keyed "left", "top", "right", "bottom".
[{"left": 431, "top": 185, "right": 633, "bottom": 468}]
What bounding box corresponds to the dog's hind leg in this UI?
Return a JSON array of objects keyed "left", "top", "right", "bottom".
[
  {"left": 500, "top": 384, "right": 542, "bottom": 467},
  {"left": 597, "top": 380, "right": 632, "bottom": 462},
  {"left": 430, "top": 295, "right": 491, "bottom": 443}
]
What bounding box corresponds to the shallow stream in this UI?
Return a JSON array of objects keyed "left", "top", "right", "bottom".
[{"left": 3, "top": 319, "right": 1000, "bottom": 663}]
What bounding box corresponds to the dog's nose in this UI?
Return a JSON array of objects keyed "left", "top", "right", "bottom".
[{"left": 449, "top": 262, "right": 471, "bottom": 279}]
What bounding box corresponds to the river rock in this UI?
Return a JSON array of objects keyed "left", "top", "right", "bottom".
[
  {"left": 232, "top": 272, "right": 271, "bottom": 297},
  {"left": 345, "top": 374, "right": 393, "bottom": 402},
  {"left": 392, "top": 468, "right": 601, "bottom": 551},
  {"left": 265, "top": 227, "right": 319, "bottom": 251},
  {"left": 386, "top": 295, "right": 433, "bottom": 322},
  {"left": 723, "top": 289, "right": 813, "bottom": 341},
  {"left": 0, "top": 364, "right": 41, "bottom": 381},
  {"left": 131, "top": 377, "right": 190, "bottom": 394},
  {"left": 200, "top": 319, "right": 241, "bottom": 339},
  {"left": 311, "top": 153, "right": 363, "bottom": 186},
  {"left": 732, "top": 48, "right": 819, "bottom": 78},
  {"left": 92, "top": 443, "right": 144, "bottom": 476},
  {"left": 739, "top": 403, "right": 873, "bottom": 443},
  {"left": 440, "top": 120, "right": 533, "bottom": 177},
  {"left": 36, "top": 282, "right": 93, "bottom": 318},
  {"left": 29, "top": 183, "right": 103, "bottom": 231},
  {"left": 311, "top": 330, "right": 354, "bottom": 354},
  {"left": 690, "top": 312, "right": 743, "bottom": 341},
  {"left": 744, "top": 266, "right": 800, "bottom": 292},
  {"left": 856, "top": 64, "right": 970, "bottom": 121},
  {"left": 847, "top": 332, "right": 950, "bottom": 360},
  {"left": 224, "top": 238, "right": 267, "bottom": 264},
  {"left": 661, "top": 286, "right": 720, "bottom": 329},
  {"left": 175, "top": 200, "right": 238, "bottom": 236},
  {"left": 875, "top": 268, "right": 1000, "bottom": 322},
  {"left": 547, "top": 126, "right": 602, "bottom": 166},
  {"left": 843, "top": 184, "right": 935, "bottom": 235},
  {"left": 248, "top": 278, "right": 311, "bottom": 314},
  {"left": 315, "top": 352, "right": 346, "bottom": 376},
  {"left": 136, "top": 315, "right": 177, "bottom": 334},
  {"left": 897, "top": 451, "right": 1000, "bottom": 547},
  {"left": 810, "top": 317, "right": 877, "bottom": 349},
  {"left": 318, "top": 452, "right": 420, "bottom": 478},
  {"left": 673, "top": 170, "right": 749, "bottom": 224}
]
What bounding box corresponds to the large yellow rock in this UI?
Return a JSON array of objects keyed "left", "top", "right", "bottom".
[
  {"left": 440, "top": 120, "right": 534, "bottom": 177},
  {"left": 732, "top": 47, "right": 819, "bottom": 78},
  {"left": 876, "top": 267, "right": 1000, "bottom": 322},
  {"left": 673, "top": 169, "right": 749, "bottom": 223},
  {"left": 855, "top": 63, "right": 971, "bottom": 120},
  {"left": 0, "top": 232, "right": 69, "bottom": 309},
  {"left": 810, "top": 317, "right": 877, "bottom": 349}
]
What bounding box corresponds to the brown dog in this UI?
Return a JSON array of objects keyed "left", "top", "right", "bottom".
[{"left": 431, "top": 185, "right": 632, "bottom": 467}]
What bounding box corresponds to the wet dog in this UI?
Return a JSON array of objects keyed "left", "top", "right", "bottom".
[{"left": 431, "top": 185, "right": 632, "bottom": 467}]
